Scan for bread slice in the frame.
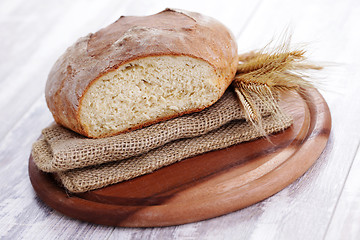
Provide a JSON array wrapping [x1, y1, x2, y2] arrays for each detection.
[[45, 9, 238, 138]]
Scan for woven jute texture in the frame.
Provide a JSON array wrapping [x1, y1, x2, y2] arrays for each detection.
[[31, 89, 292, 193]]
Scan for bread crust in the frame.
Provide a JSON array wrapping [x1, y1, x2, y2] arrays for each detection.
[[45, 8, 238, 138]]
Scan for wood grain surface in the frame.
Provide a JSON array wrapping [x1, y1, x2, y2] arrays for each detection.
[[0, 0, 359, 239], [28, 89, 330, 227]]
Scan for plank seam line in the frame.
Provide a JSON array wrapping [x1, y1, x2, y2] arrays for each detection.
[[104, 227, 116, 240], [322, 139, 360, 240]]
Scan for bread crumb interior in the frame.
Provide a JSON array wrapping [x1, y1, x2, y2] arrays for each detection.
[[80, 55, 220, 138]]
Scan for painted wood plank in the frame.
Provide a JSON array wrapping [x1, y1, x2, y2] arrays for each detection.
[[324, 142, 360, 240], [322, 7, 360, 239]]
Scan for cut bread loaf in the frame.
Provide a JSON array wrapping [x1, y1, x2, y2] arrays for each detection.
[[45, 8, 238, 138]]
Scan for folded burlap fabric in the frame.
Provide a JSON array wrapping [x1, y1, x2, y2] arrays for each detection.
[[32, 89, 292, 193]]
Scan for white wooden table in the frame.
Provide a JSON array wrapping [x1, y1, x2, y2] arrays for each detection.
[[0, 0, 359, 239]]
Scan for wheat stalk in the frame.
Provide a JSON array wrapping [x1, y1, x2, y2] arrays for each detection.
[[233, 43, 322, 135]]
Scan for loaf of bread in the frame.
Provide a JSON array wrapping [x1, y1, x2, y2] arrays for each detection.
[[45, 8, 238, 138]]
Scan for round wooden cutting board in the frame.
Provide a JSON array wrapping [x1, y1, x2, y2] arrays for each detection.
[[29, 88, 331, 227]]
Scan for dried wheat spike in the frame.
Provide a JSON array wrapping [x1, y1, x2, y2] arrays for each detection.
[[233, 44, 322, 135]]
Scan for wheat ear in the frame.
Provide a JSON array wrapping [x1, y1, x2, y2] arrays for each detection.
[[233, 44, 322, 135]]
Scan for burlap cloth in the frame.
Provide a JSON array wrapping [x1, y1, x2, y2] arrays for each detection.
[[32, 90, 292, 193]]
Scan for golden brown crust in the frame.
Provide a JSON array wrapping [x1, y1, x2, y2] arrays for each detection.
[[45, 8, 238, 138]]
